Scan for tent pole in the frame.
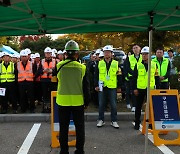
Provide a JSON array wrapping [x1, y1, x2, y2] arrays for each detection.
[[145, 29, 153, 154]]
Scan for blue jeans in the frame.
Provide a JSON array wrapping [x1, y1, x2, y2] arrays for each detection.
[[98, 87, 117, 122]]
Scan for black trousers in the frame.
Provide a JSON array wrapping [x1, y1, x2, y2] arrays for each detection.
[[34, 82, 42, 102], [0, 82, 17, 111], [135, 89, 147, 124], [58, 105, 85, 154], [41, 81, 52, 104], [158, 82, 169, 89], [18, 81, 34, 111]]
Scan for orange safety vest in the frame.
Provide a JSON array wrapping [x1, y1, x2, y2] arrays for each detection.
[[17, 61, 33, 82], [41, 59, 55, 79]]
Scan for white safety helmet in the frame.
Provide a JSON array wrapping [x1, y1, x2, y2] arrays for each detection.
[[0, 52, 3, 58], [51, 52, 56, 58], [65, 40, 79, 51], [95, 49, 101, 54], [57, 50, 63, 55], [51, 49, 57, 54], [103, 45, 113, 52], [11, 54, 18, 58], [30, 54, 36, 59], [99, 51, 104, 58], [20, 50, 28, 56], [2, 52, 11, 57], [63, 50, 66, 54], [141, 46, 149, 53], [34, 53, 40, 58], [25, 48, 31, 55], [44, 47, 52, 53]]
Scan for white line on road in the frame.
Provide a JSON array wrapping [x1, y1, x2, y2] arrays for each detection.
[[17, 123, 41, 154], [132, 122, 174, 154]]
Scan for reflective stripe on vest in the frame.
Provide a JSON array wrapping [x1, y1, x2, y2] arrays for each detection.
[[41, 59, 55, 79], [137, 61, 156, 89], [152, 57, 169, 82], [98, 59, 118, 88], [56, 60, 86, 106], [17, 61, 33, 82], [0, 62, 15, 83]]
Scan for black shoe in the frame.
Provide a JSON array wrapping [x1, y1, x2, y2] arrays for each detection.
[[134, 123, 140, 130]]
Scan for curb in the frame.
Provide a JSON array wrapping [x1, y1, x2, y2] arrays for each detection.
[[0, 112, 145, 122]]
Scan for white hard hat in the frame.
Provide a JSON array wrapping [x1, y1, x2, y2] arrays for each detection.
[[30, 54, 36, 59], [93, 53, 96, 57], [0, 52, 2, 58], [44, 47, 52, 53], [34, 53, 40, 58], [103, 45, 113, 52], [52, 52, 56, 58], [2, 52, 11, 57], [95, 49, 101, 54], [20, 50, 28, 56], [99, 51, 104, 58], [51, 49, 57, 54], [63, 50, 66, 54], [57, 50, 63, 55], [11, 54, 18, 58], [25, 48, 31, 54], [141, 46, 149, 53]]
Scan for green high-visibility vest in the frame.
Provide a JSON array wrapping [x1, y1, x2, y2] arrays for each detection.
[[137, 61, 156, 89], [98, 59, 118, 89], [56, 60, 86, 106], [0, 61, 15, 83], [126, 54, 142, 81], [152, 57, 169, 82]]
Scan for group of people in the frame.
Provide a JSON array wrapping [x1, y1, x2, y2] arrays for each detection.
[[0, 40, 178, 154], [0, 47, 66, 114], [87, 44, 178, 131]]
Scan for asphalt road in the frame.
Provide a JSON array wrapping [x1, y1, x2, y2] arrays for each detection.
[[0, 121, 179, 154]]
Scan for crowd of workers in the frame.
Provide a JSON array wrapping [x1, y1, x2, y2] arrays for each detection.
[[0, 40, 179, 154]]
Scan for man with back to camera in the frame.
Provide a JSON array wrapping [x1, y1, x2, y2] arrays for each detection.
[[56, 40, 90, 154]]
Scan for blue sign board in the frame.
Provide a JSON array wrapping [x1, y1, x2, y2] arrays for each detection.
[[152, 95, 180, 130]]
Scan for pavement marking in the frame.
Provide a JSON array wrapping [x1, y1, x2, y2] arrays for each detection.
[[132, 122, 174, 154], [17, 123, 41, 154]]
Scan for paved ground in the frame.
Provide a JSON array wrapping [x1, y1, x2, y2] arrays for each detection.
[[0, 121, 179, 154]]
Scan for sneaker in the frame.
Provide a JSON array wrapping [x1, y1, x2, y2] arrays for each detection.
[[111, 121, 119, 129], [131, 107, 136, 112], [126, 104, 131, 109], [97, 120, 105, 127]]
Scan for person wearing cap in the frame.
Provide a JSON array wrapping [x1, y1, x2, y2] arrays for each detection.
[[40, 47, 56, 113], [17, 50, 35, 113], [99, 51, 104, 60], [0, 52, 18, 114], [33, 53, 42, 104], [56, 40, 90, 154], [123, 44, 142, 112], [152, 48, 171, 89], [94, 45, 122, 129], [132, 46, 159, 130]]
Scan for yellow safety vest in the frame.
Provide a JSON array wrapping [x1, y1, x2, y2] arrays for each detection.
[[56, 60, 86, 106], [152, 57, 169, 82], [126, 54, 142, 81], [0, 61, 15, 83], [137, 61, 156, 89], [98, 59, 118, 89]]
